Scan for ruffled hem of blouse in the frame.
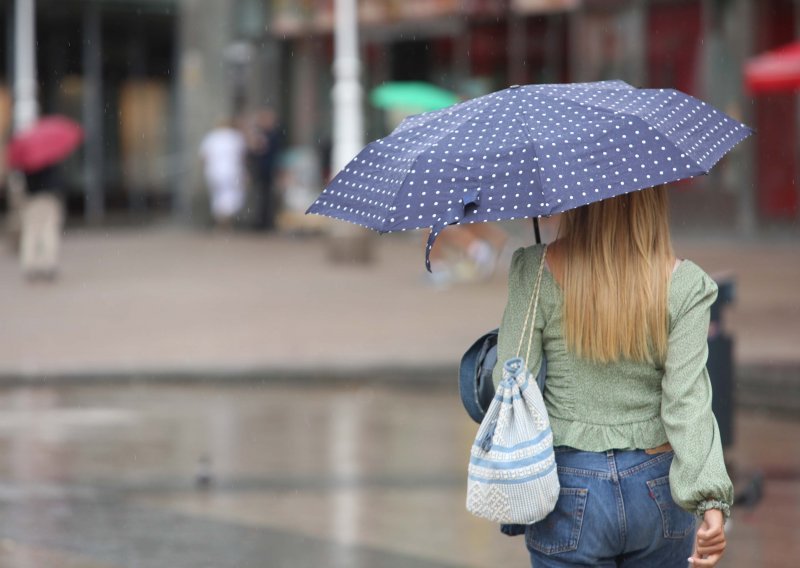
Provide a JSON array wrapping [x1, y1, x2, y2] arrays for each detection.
[[549, 413, 668, 452]]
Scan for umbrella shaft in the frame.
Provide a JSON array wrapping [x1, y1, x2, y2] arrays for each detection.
[[533, 218, 541, 245]]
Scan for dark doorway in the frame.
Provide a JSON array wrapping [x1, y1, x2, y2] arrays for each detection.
[[390, 40, 432, 81]]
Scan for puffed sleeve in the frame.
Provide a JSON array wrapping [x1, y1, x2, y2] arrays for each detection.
[[661, 270, 734, 518], [492, 245, 545, 389]]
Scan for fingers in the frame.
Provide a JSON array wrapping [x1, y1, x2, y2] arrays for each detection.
[[696, 536, 725, 551], [697, 531, 725, 546], [696, 529, 724, 553], [695, 540, 725, 557], [693, 520, 726, 566], [696, 524, 725, 554], [688, 552, 722, 567], [697, 522, 723, 539]]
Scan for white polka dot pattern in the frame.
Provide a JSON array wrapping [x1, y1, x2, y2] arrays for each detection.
[[306, 80, 753, 270]]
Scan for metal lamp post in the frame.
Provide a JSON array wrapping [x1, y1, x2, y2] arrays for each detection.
[[328, 0, 373, 263], [13, 0, 38, 133], [332, 0, 363, 173], [6, 0, 38, 250]]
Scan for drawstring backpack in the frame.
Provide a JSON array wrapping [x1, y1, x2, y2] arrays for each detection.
[[466, 246, 560, 525]]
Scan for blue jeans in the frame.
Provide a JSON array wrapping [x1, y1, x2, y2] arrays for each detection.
[[526, 447, 696, 567]]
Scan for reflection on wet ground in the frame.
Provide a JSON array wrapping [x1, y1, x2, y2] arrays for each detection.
[[0, 382, 796, 567]]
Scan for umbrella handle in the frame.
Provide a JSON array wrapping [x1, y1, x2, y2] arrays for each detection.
[[425, 191, 481, 271], [532, 217, 541, 244]]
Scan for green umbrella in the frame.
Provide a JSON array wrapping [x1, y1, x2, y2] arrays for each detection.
[[369, 81, 459, 112]]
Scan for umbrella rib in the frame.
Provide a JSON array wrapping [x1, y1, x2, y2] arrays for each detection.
[[609, 104, 747, 174], [512, 110, 548, 216], [378, 108, 482, 234], [549, 89, 712, 171], [620, 110, 706, 171]]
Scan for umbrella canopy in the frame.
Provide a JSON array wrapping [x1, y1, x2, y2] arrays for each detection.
[[7, 115, 84, 173], [744, 41, 800, 94], [308, 81, 752, 269], [370, 81, 460, 112]]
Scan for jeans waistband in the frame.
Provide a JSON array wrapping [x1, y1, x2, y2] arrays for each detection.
[[553, 446, 674, 480]]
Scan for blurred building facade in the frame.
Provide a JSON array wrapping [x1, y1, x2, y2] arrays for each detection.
[[271, 0, 798, 232], [0, 0, 179, 219], [0, 0, 797, 231]]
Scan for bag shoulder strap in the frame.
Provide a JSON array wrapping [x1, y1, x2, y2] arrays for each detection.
[[515, 245, 548, 364]]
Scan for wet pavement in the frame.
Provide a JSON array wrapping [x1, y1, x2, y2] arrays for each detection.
[[0, 382, 796, 568]]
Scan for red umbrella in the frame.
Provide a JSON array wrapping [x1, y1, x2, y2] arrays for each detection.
[[6, 115, 84, 173], [744, 41, 800, 94]]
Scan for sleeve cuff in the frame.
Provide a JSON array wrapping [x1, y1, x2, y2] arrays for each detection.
[[696, 499, 731, 521]]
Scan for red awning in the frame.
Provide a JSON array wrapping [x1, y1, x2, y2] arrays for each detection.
[[745, 41, 800, 94]]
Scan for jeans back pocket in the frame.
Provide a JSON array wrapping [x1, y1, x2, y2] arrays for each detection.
[[646, 476, 696, 539], [525, 487, 588, 555]]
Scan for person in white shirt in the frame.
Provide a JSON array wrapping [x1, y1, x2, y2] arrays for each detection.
[[199, 119, 247, 228]]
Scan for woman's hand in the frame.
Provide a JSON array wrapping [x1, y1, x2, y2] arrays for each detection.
[[689, 509, 726, 567]]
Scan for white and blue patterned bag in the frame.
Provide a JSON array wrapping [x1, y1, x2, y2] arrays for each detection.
[[466, 246, 559, 525]]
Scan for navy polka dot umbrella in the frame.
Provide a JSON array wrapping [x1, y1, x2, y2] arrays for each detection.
[[307, 80, 752, 270]]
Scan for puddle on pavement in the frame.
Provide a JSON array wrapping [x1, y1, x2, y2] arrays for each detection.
[[0, 383, 795, 568]]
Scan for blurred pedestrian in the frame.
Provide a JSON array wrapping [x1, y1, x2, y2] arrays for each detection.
[[199, 118, 247, 229], [427, 223, 508, 287], [19, 164, 64, 281], [5, 115, 82, 275], [493, 187, 731, 567], [246, 107, 283, 231]]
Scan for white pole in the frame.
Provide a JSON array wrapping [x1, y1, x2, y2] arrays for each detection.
[[13, 0, 38, 133], [332, 0, 363, 173], [328, 0, 373, 263]]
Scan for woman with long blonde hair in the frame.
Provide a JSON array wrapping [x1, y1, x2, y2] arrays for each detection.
[[493, 186, 731, 567]]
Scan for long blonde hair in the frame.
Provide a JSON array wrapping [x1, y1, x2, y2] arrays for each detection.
[[559, 186, 674, 364]]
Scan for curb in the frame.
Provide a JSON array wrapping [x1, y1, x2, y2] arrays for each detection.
[[0, 364, 459, 388], [0, 363, 797, 415]]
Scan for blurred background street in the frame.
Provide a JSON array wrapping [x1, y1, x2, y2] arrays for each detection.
[[0, 227, 798, 391], [0, 0, 799, 566]]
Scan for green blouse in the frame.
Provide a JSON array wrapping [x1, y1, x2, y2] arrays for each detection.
[[492, 244, 733, 518]]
